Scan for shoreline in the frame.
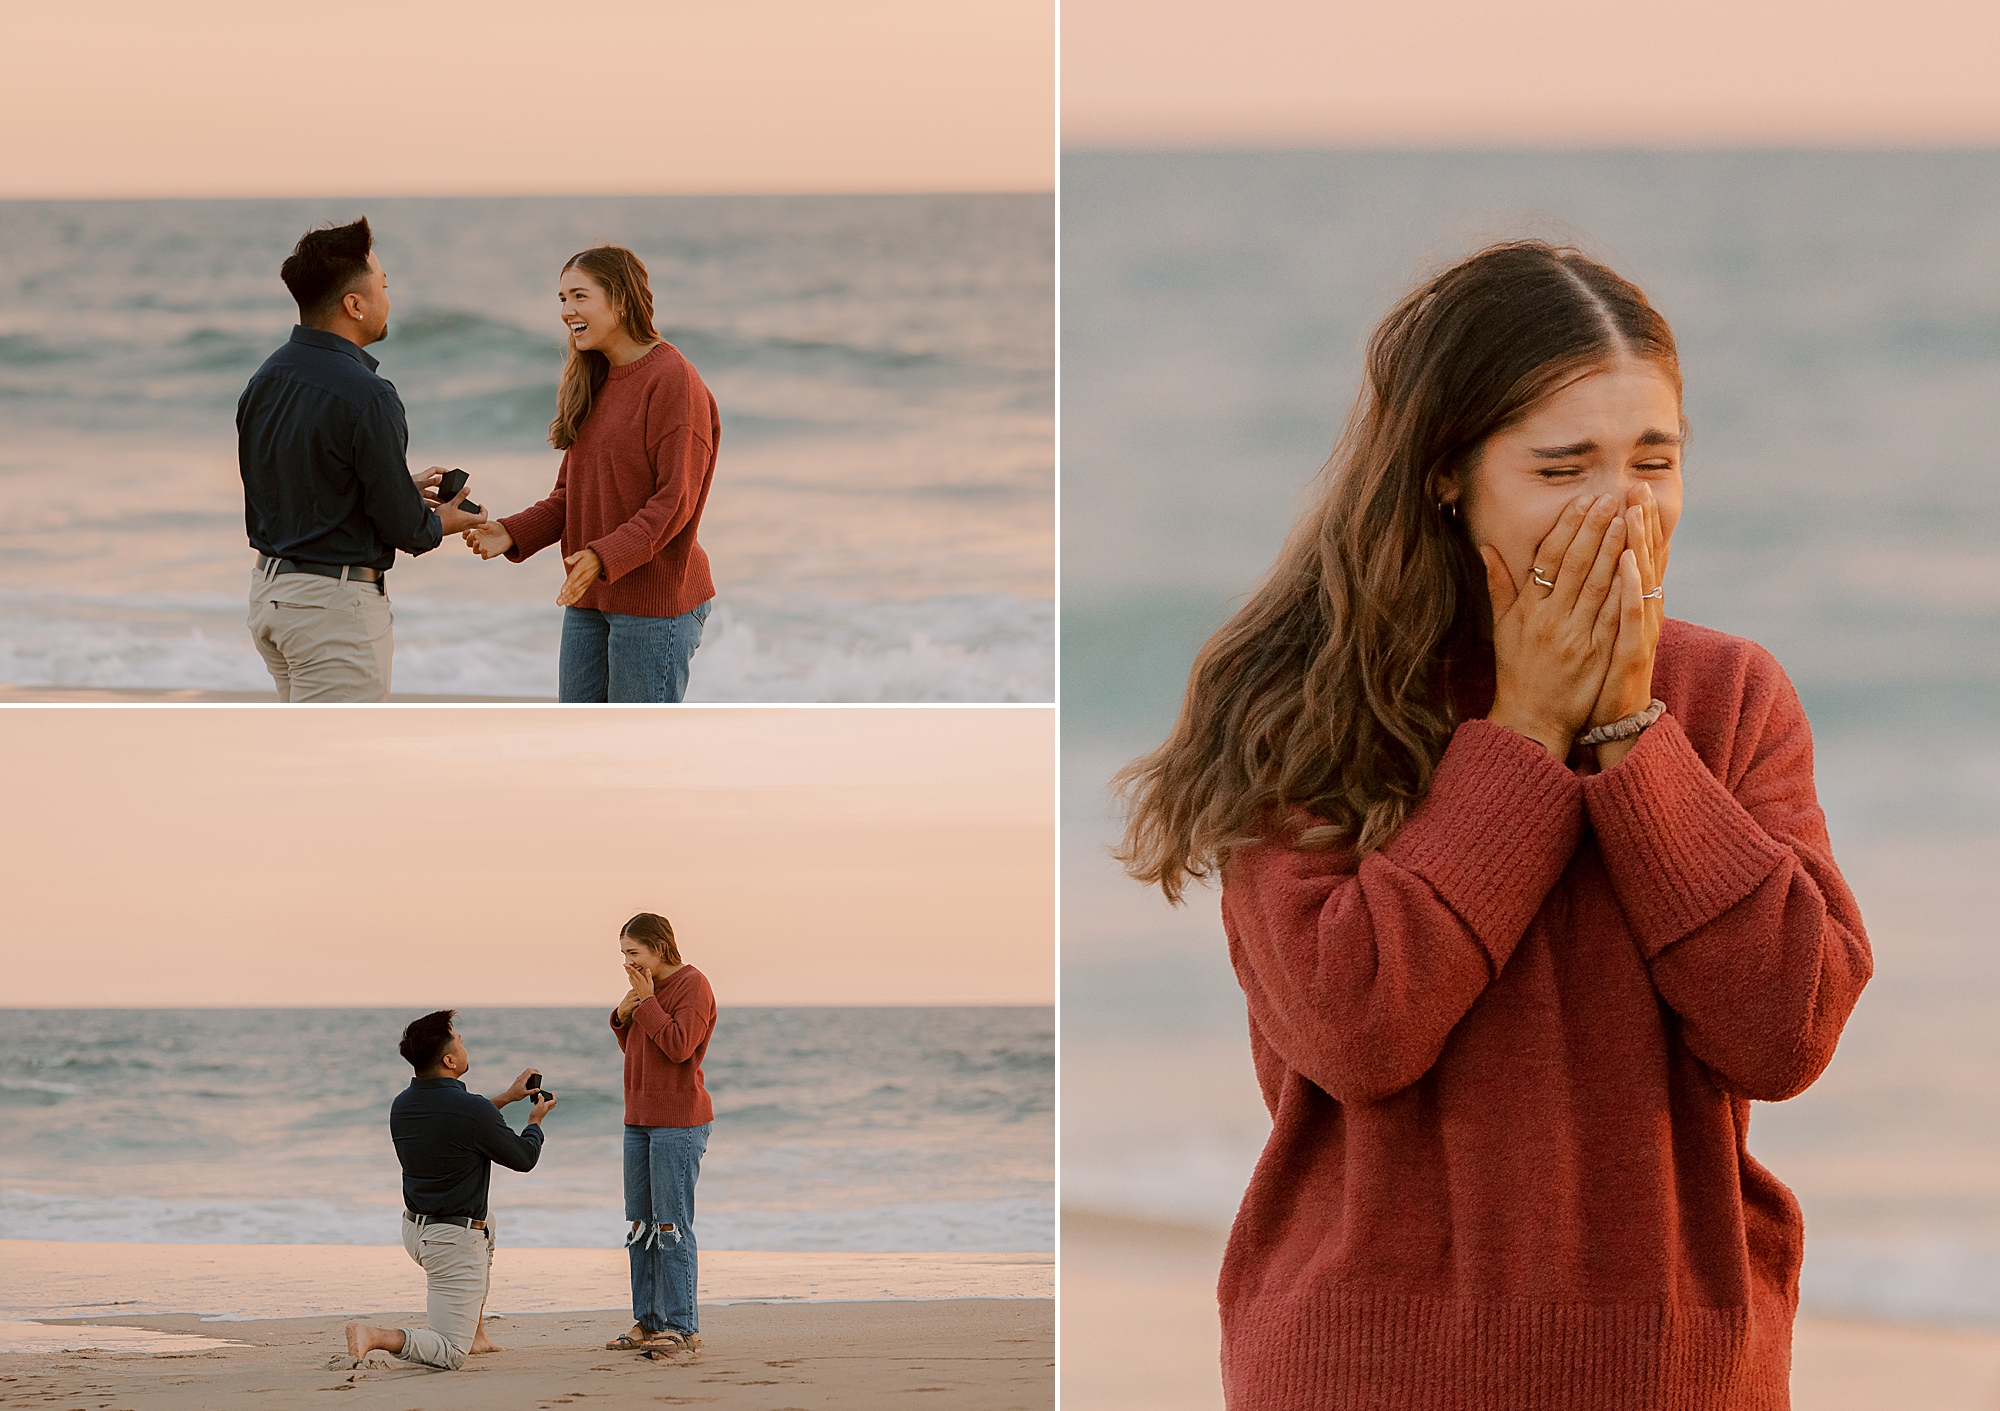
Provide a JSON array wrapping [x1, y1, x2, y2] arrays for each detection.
[[1059, 1209, 2000, 1411], [0, 685, 552, 703], [0, 1241, 1052, 1326], [0, 1300, 1053, 1410]]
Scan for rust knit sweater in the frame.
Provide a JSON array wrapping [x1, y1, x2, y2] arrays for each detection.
[[611, 965, 716, 1128], [1217, 619, 1872, 1411], [501, 342, 718, 618]]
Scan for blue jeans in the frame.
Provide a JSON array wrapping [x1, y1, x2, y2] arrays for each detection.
[[623, 1122, 709, 1336], [559, 600, 711, 703]]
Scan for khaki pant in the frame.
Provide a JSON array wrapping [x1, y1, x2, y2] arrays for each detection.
[[246, 567, 393, 702], [396, 1216, 494, 1371]]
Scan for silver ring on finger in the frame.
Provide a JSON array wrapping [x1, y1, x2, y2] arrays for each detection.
[[1640, 583, 1664, 600], [1530, 568, 1557, 592]]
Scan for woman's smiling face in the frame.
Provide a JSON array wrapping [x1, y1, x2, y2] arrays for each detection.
[[1444, 358, 1684, 593], [558, 266, 618, 353]]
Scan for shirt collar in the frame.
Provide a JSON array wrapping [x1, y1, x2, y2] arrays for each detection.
[[410, 1076, 467, 1091], [289, 324, 380, 373]]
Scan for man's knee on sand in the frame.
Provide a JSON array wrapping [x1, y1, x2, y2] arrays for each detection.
[[394, 1326, 469, 1371]]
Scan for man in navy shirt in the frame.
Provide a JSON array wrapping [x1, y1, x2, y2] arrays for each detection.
[[343, 1010, 554, 1371], [237, 218, 486, 701]]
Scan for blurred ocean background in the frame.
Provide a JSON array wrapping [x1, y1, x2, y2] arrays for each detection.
[[0, 195, 1053, 700], [0, 1006, 1052, 1252], [1061, 152, 2000, 1327]]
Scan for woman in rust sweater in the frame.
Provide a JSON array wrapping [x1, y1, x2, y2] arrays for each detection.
[[606, 912, 717, 1354], [1116, 242, 1871, 1410], [467, 245, 719, 702]]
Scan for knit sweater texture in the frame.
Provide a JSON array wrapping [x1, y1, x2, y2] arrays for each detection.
[[1217, 619, 1872, 1411], [611, 965, 716, 1128], [501, 342, 718, 618]]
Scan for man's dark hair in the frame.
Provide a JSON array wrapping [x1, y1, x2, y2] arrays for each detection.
[[399, 1009, 457, 1073], [281, 217, 374, 324]]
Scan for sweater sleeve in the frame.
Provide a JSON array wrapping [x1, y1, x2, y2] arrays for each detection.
[[610, 1006, 630, 1051], [501, 452, 570, 563], [586, 420, 711, 585], [629, 983, 713, 1064], [1581, 666, 1872, 1102], [1225, 720, 1583, 1105]]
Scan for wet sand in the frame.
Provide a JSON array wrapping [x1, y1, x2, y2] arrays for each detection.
[[1059, 1211, 2000, 1411], [0, 685, 550, 703], [0, 1241, 1053, 1321], [0, 1299, 1053, 1409]]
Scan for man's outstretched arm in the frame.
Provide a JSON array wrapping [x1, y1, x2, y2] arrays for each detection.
[[472, 1094, 552, 1172]]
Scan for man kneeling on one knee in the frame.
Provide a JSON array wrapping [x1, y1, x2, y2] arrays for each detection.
[[346, 1010, 555, 1370]]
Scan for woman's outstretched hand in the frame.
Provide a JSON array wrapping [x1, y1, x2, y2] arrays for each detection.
[[1481, 493, 1630, 759], [1589, 486, 1671, 768], [556, 548, 603, 606], [463, 519, 515, 559]]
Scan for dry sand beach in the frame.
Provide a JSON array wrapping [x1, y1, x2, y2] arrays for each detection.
[[0, 1243, 1053, 1409], [1, 1301, 1051, 1410], [1060, 1212, 2000, 1411]]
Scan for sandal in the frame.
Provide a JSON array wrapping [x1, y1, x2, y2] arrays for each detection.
[[640, 1331, 687, 1351], [604, 1323, 650, 1350], [641, 1332, 700, 1359]]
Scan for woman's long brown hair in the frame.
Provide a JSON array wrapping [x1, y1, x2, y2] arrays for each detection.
[[621, 912, 681, 966], [1115, 241, 1682, 902], [550, 245, 660, 450]]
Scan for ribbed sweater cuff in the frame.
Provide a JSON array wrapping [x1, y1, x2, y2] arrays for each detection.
[[1582, 715, 1791, 960], [587, 525, 647, 584], [630, 994, 667, 1039], [1382, 720, 1583, 971], [501, 502, 564, 562]]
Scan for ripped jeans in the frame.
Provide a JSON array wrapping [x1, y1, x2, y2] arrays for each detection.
[[623, 1122, 710, 1336]]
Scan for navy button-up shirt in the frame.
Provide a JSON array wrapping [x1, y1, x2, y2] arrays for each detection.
[[389, 1077, 545, 1221], [237, 326, 444, 572]]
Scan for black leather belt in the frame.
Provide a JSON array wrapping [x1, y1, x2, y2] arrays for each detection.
[[257, 554, 386, 591], [405, 1210, 489, 1231]]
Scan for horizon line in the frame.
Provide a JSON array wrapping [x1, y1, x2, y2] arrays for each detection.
[[1060, 140, 2000, 156], [0, 186, 1055, 204]]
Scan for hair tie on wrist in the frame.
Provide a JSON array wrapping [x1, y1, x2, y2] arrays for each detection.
[[1579, 699, 1666, 748]]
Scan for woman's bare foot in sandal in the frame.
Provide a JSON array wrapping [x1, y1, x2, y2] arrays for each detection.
[[604, 1322, 650, 1350]]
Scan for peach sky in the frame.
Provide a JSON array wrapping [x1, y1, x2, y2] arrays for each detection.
[[1064, 0, 2000, 147], [0, 707, 1053, 1008], [2, 0, 1053, 198]]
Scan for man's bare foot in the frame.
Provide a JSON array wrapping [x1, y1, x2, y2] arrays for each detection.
[[470, 1334, 502, 1354], [344, 1322, 405, 1360]]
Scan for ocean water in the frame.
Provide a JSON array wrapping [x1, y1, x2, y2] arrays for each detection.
[[0, 1006, 1052, 1253], [0, 195, 1053, 700], [1060, 152, 2000, 1326]]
